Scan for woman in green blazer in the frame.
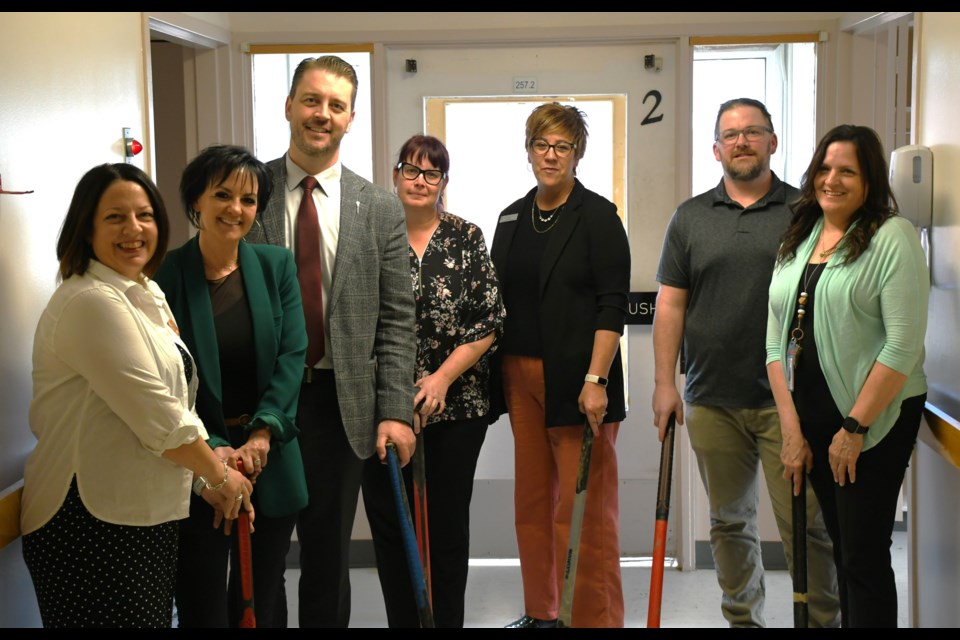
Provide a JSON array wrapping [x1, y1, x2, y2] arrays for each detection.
[[155, 145, 308, 628]]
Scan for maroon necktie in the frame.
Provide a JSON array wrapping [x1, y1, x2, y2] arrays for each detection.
[[296, 176, 324, 366]]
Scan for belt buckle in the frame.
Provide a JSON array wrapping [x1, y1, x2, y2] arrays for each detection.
[[225, 413, 251, 427], [304, 366, 314, 384]]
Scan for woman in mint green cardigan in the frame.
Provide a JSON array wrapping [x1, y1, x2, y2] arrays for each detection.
[[766, 125, 927, 627], [155, 145, 308, 628]]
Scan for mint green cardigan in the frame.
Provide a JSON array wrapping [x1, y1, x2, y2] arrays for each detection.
[[766, 215, 928, 450]]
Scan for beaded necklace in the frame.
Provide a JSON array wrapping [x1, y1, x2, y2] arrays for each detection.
[[786, 232, 839, 391], [531, 199, 565, 234]]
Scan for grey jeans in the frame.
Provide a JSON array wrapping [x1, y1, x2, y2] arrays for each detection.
[[686, 404, 840, 628]]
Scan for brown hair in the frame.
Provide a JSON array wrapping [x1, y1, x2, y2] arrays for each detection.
[[713, 97, 774, 140], [57, 163, 169, 281], [777, 124, 897, 266], [524, 102, 588, 161], [288, 55, 359, 109]]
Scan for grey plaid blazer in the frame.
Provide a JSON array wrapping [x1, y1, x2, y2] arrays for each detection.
[[246, 156, 416, 459]]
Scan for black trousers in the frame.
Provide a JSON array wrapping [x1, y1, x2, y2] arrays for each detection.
[[175, 490, 296, 628], [804, 393, 925, 628], [295, 369, 366, 628], [362, 416, 488, 628]]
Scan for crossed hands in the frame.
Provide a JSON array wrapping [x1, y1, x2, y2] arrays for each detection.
[[203, 435, 270, 535]]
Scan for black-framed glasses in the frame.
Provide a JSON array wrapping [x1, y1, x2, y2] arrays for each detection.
[[529, 138, 577, 158], [397, 162, 445, 185], [716, 126, 774, 145]]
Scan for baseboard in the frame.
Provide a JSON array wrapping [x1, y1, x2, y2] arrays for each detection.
[[286, 539, 377, 569], [695, 512, 909, 569], [894, 508, 908, 532]]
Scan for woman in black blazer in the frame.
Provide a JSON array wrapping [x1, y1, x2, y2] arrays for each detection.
[[489, 103, 631, 628]]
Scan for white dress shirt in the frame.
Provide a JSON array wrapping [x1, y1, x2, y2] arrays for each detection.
[[283, 155, 341, 369], [21, 260, 206, 533]]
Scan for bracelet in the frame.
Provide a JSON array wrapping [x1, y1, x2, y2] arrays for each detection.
[[199, 459, 230, 492]]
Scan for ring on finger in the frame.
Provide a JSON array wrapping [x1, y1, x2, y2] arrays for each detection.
[[253, 458, 262, 467], [235, 494, 243, 502]]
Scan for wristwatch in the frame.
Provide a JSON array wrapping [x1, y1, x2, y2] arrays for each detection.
[[584, 374, 608, 387], [842, 416, 869, 435]]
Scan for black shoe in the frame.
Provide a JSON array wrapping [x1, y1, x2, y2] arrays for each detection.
[[505, 615, 559, 628]]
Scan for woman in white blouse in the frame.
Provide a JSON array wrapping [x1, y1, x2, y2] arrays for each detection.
[[20, 163, 253, 628]]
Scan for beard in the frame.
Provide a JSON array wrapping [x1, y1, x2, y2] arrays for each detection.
[[722, 151, 765, 181]]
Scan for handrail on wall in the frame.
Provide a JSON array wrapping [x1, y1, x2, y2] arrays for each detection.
[[0, 479, 24, 550], [922, 402, 960, 470]]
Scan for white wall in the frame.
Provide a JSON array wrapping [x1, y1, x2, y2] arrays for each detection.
[[910, 11, 960, 628], [0, 11, 151, 627]]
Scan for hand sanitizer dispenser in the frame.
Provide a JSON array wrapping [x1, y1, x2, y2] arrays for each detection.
[[889, 144, 933, 279], [889, 145, 933, 228]]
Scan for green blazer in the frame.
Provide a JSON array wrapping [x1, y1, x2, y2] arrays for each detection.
[[155, 235, 308, 517]]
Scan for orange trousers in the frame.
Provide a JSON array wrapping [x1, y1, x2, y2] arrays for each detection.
[[502, 355, 624, 628]]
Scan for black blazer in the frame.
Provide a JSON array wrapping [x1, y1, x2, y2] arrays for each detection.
[[489, 179, 630, 427]]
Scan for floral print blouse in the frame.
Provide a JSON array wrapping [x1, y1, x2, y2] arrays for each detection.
[[410, 211, 506, 425]]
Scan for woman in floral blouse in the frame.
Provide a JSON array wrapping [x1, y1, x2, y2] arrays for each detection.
[[361, 134, 505, 628]]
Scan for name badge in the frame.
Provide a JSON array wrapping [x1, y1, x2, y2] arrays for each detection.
[[499, 213, 518, 223]]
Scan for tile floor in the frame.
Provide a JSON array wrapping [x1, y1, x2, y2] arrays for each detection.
[[281, 530, 909, 628]]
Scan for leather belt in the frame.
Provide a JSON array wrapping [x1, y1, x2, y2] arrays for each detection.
[[224, 414, 252, 427]]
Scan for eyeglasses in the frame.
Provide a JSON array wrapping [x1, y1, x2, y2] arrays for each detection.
[[716, 126, 774, 145], [397, 162, 445, 185], [529, 138, 577, 158]]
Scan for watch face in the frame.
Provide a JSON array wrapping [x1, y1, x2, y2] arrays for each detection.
[[585, 374, 607, 387], [843, 417, 867, 434]]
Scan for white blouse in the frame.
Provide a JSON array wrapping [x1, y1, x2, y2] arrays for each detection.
[[21, 260, 207, 533]]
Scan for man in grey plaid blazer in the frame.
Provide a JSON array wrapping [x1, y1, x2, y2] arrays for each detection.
[[245, 55, 416, 628]]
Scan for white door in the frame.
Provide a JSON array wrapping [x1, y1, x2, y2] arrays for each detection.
[[383, 41, 679, 559]]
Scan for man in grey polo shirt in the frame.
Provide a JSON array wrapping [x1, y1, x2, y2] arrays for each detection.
[[651, 98, 840, 627]]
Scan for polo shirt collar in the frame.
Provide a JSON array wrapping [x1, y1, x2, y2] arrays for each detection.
[[711, 172, 788, 210]]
